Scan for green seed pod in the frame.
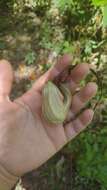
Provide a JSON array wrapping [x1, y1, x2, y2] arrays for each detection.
[[42, 81, 72, 124]]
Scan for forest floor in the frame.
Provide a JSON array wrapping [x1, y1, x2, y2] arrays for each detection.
[[0, 4, 107, 190]]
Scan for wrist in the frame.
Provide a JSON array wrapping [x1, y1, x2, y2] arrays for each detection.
[[0, 163, 19, 190]]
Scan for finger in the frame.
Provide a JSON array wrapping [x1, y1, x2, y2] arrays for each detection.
[[67, 63, 89, 93], [32, 54, 72, 92], [66, 82, 97, 122], [71, 82, 97, 113], [0, 60, 13, 101], [65, 109, 94, 141]]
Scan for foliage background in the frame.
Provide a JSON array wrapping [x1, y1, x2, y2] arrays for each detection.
[[0, 0, 107, 189]]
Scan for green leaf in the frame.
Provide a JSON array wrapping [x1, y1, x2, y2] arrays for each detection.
[[0, 41, 6, 50], [25, 51, 36, 65], [53, 0, 73, 10], [97, 165, 107, 188], [102, 5, 107, 27], [92, 0, 107, 6]]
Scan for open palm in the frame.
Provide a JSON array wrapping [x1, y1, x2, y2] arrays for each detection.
[[0, 55, 97, 178]]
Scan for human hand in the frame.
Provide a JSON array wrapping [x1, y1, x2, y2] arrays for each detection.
[[0, 55, 97, 189]]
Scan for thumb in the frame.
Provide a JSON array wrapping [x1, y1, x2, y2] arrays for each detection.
[[0, 60, 14, 101]]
